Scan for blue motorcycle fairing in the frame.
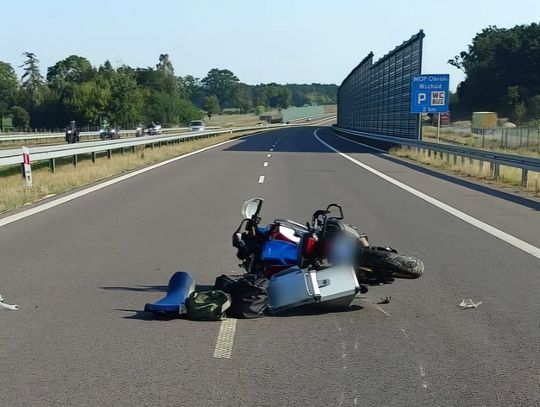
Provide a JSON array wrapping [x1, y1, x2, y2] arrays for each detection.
[[261, 240, 299, 265]]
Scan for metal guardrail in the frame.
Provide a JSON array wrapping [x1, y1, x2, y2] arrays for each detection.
[[333, 126, 540, 187], [0, 126, 223, 142], [0, 117, 334, 172], [0, 127, 253, 168]]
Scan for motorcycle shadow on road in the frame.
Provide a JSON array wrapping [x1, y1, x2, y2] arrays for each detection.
[[100, 285, 168, 292], [269, 303, 364, 318]]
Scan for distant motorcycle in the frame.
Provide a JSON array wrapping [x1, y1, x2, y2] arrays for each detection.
[[99, 127, 120, 140], [135, 126, 145, 137], [65, 122, 79, 144]]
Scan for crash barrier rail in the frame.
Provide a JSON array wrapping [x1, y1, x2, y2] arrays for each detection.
[[333, 126, 540, 187], [0, 126, 221, 142], [0, 117, 334, 174]]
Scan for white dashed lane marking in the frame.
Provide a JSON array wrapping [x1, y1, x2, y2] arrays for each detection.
[[213, 319, 237, 359], [258, 176, 265, 184], [263, 162, 268, 167]]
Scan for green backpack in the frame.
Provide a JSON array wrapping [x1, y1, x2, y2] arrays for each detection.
[[187, 290, 232, 321]]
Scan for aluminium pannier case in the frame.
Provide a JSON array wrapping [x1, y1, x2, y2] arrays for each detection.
[[267, 265, 360, 313]]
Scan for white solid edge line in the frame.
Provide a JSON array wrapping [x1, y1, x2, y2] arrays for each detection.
[[258, 175, 265, 184], [314, 129, 540, 260], [0, 138, 238, 228]]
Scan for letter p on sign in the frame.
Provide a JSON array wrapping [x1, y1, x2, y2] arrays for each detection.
[[417, 93, 427, 104]]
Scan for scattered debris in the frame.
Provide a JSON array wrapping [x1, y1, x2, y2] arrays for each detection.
[[0, 294, 20, 311], [459, 299, 482, 309], [378, 296, 391, 304]]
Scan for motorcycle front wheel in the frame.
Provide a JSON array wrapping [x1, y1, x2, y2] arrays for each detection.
[[357, 248, 424, 279]]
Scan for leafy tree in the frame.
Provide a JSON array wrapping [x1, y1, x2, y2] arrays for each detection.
[[64, 81, 111, 125], [19, 52, 45, 126], [0, 61, 18, 118], [108, 72, 143, 127], [10, 106, 30, 129], [234, 84, 253, 112], [204, 95, 221, 118], [201, 68, 240, 108], [526, 94, 540, 120], [179, 75, 200, 101], [156, 53, 174, 75], [144, 91, 202, 126], [47, 55, 95, 85], [449, 23, 540, 119]]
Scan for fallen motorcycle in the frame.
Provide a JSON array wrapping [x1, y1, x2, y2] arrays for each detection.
[[232, 198, 424, 285]]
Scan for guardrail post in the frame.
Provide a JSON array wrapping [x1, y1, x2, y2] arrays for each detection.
[[107, 150, 112, 159], [491, 163, 500, 180], [521, 169, 528, 187], [49, 158, 56, 173], [427, 149, 431, 157], [72, 155, 77, 167], [121, 148, 125, 155], [91, 152, 96, 163], [453, 154, 457, 166], [132, 146, 136, 154]]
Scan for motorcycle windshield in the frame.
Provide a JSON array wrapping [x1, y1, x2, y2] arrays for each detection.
[[261, 240, 298, 265]]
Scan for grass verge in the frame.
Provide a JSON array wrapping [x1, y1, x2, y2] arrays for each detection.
[[391, 146, 540, 197], [0, 132, 250, 214], [422, 126, 540, 157]]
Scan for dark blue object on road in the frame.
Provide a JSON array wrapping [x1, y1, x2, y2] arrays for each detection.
[[144, 271, 195, 314]]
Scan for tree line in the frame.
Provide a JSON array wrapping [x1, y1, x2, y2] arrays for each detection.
[[0, 53, 337, 131], [449, 22, 540, 124]]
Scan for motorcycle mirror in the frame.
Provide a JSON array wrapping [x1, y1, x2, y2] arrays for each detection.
[[241, 198, 263, 219], [326, 204, 344, 220]]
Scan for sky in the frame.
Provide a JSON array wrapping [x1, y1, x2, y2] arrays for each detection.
[[2, 0, 539, 91]]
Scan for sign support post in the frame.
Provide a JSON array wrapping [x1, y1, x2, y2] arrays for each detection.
[[437, 113, 441, 143]]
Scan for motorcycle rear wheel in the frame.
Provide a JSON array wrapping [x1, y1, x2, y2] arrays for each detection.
[[357, 248, 424, 279]]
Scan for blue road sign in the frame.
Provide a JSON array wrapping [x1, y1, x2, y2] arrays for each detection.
[[410, 74, 450, 113]]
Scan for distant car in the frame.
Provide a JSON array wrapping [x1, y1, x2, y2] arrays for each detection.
[[190, 120, 205, 131], [147, 123, 162, 135], [99, 127, 120, 140]]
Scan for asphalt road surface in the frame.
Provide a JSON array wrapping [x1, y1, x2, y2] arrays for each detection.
[[1, 126, 538, 407]]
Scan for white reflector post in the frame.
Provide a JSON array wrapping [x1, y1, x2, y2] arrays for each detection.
[[22, 146, 32, 187]]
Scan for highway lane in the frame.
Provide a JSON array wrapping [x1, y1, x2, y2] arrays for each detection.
[[1, 126, 538, 406]]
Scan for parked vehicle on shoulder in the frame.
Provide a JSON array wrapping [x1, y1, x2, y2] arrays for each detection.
[[190, 120, 205, 131]]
